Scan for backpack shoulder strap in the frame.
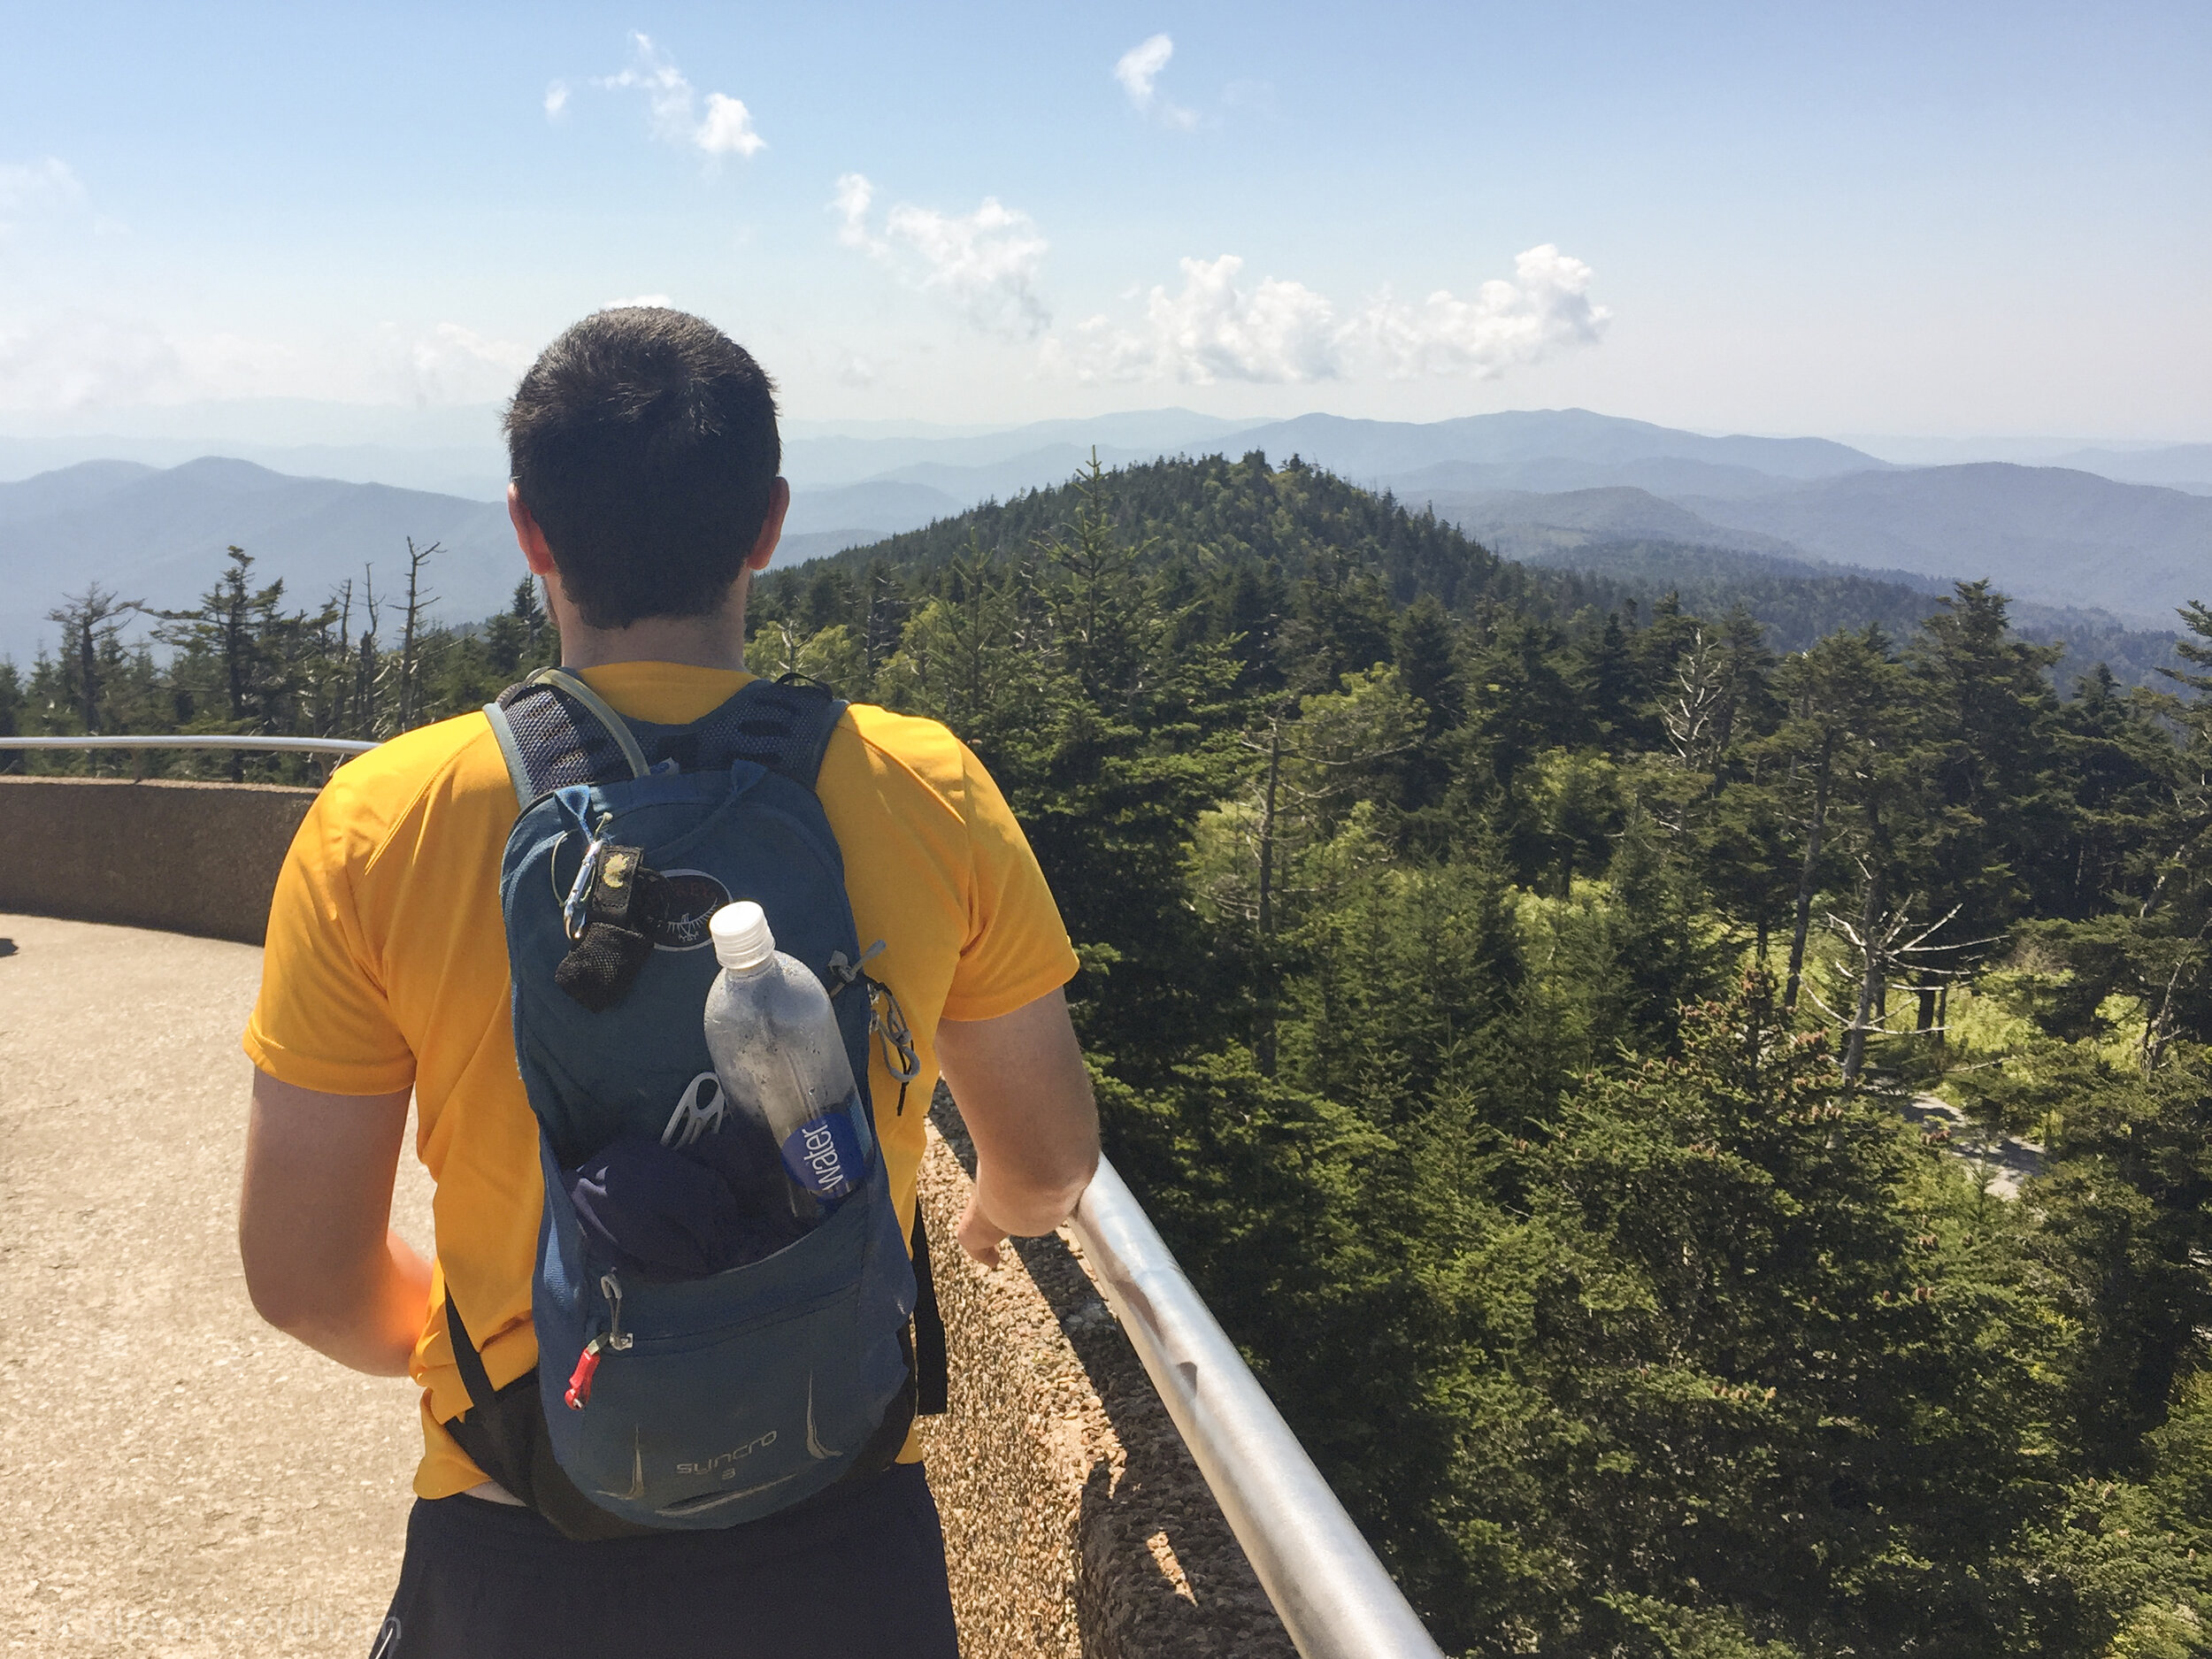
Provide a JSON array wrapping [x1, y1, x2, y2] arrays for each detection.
[[484, 667, 650, 808], [677, 677, 849, 790]]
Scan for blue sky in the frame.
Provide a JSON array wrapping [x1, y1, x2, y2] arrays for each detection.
[[2, 1, 2207, 437]]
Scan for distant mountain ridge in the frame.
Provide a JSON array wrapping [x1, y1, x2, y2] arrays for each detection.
[[1672, 464, 2212, 625], [1227, 408, 1890, 481], [4, 403, 2206, 663], [1379, 456, 1815, 500], [0, 457, 514, 663], [1387, 465, 2210, 631], [1412, 485, 1809, 562], [2043, 444, 2212, 493]]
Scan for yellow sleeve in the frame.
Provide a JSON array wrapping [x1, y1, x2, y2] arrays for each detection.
[[242, 780, 419, 1096], [941, 739, 1080, 1022]]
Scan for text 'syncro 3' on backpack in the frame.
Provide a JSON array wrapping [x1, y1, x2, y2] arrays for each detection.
[[445, 668, 926, 1538]]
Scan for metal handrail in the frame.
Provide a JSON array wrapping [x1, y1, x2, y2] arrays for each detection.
[[1071, 1156, 1447, 1659], [6, 730, 1442, 1655], [0, 734, 379, 756]]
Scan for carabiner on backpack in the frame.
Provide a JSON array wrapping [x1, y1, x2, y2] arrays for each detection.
[[552, 787, 616, 943], [827, 942, 921, 1112]]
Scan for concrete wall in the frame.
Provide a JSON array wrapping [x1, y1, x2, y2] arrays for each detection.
[[0, 776, 316, 946], [0, 773, 1292, 1659]]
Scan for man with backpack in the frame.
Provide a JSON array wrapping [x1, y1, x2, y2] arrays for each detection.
[[237, 307, 1100, 1657]]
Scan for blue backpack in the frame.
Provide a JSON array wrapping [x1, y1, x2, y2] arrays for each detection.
[[440, 668, 944, 1540]]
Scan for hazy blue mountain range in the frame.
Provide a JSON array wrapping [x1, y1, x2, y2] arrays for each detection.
[[2045, 444, 2212, 493], [4, 403, 2206, 662], [1394, 464, 2210, 629], [779, 479, 968, 566], [1382, 456, 1819, 502], [0, 398, 513, 502], [1671, 465, 2212, 625], [0, 434, 511, 503], [780, 409, 1893, 498], [1842, 433, 2212, 490], [1231, 408, 1889, 481], [780, 409, 1267, 487], [1413, 486, 1811, 561], [0, 457, 514, 663]]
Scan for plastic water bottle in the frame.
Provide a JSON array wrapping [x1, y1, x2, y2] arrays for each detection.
[[703, 902, 875, 1223]]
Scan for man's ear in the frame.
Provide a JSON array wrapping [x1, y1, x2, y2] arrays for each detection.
[[746, 478, 791, 573], [508, 483, 557, 577]]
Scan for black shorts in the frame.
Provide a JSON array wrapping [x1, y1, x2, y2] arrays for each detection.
[[371, 1462, 960, 1659]]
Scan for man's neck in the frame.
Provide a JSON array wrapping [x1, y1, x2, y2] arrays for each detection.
[[553, 584, 750, 674]]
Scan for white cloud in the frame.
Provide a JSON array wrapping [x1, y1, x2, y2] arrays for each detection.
[[0, 157, 90, 238], [1115, 35, 1173, 104], [0, 306, 329, 410], [0, 309, 533, 412], [695, 92, 764, 157], [1113, 34, 1197, 129], [832, 173, 874, 249], [1067, 255, 1339, 383], [0, 157, 82, 212], [833, 173, 1050, 340], [382, 322, 532, 406], [1349, 244, 1612, 379], [886, 201, 1049, 338], [600, 34, 695, 141], [0, 311, 181, 408], [1058, 245, 1610, 385], [603, 294, 674, 309], [596, 34, 765, 160], [544, 81, 570, 120]]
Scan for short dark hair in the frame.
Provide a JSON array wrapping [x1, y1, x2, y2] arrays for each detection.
[[504, 308, 780, 630]]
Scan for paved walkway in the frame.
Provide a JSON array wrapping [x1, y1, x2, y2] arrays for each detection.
[[1903, 1093, 2046, 1200], [1, 914, 436, 1655]]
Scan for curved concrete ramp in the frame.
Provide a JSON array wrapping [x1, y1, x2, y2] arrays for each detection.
[[0, 912, 1290, 1657], [0, 913, 434, 1652]]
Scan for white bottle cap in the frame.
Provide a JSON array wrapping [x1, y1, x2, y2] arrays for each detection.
[[709, 901, 776, 971]]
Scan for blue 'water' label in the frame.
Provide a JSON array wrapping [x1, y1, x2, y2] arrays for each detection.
[[780, 1109, 864, 1206]]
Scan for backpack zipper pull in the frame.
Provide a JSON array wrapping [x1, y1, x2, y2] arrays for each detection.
[[565, 1273, 633, 1412], [564, 1336, 605, 1410], [601, 1271, 633, 1351]]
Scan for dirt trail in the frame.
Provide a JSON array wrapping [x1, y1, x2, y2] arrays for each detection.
[[0, 914, 436, 1655]]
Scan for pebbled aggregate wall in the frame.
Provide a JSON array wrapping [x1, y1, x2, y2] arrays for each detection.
[[919, 1092, 1294, 1659]]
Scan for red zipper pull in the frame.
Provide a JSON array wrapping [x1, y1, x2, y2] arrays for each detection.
[[565, 1337, 605, 1409]]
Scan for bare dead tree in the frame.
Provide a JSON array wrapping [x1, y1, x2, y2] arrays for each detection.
[[1781, 727, 1839, 1018], [1662, 627, 1728, 777], [396, 539, 440, 732], [326, 578, 355, 739], [1810, 883, 1997, 1085], [2141, 914, 2212, 1074], [354, 565, 384, 739]]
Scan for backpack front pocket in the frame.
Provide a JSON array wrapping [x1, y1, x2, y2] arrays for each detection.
[[535, 1153, 916, 1529]]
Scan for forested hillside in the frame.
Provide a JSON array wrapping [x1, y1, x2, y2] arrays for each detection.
[[8, 452, 2211, 1655], [1500, 539, 2182, 687]]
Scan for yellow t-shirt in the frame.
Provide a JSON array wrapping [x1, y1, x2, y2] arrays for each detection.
[[243, 662, 1078, 1499]]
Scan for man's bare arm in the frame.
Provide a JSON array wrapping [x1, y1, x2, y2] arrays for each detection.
[[238, 1070, 432, 1376], [934, 986, 1101, 1266]]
